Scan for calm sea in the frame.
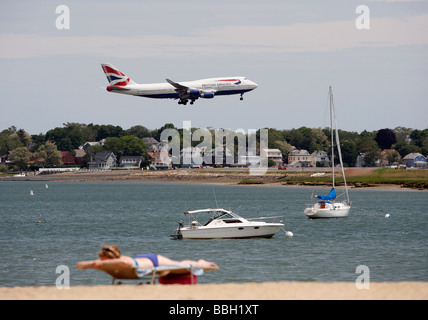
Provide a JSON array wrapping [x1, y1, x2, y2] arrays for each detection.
[[0, 181, 427, 287]]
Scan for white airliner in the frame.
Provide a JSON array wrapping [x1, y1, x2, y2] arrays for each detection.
[[101, 63, 257, 105]]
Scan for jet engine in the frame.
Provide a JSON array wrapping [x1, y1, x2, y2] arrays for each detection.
[[187, 89, 201, 97], [200, 91, 215, 99]]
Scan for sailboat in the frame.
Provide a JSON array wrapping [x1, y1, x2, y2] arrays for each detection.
[[304, 86, 351, 219]]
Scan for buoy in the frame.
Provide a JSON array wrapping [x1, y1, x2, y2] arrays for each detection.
[[285, 231, 294, 238], [30, 190, 34, 196], [45, 184, 48, 189], [36, 220, 41, 223], [385, 214, 391, 218]]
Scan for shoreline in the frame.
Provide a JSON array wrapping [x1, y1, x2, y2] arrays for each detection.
[[0, 168, 425, 190], [1, 281, 427, 300]]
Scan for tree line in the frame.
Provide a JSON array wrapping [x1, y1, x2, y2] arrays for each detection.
[[1, 123, 427, 170]]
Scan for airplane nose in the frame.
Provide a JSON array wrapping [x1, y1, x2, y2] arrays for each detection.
[[251, 81, 258, 89]]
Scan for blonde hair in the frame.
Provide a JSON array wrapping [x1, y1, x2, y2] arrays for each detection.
[[98, 244, 121, 259]]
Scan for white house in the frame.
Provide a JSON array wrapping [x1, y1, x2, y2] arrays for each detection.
[[119, 155, 143, 168]]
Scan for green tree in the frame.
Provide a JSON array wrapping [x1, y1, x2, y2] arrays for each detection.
[[35, 142, 62, 167], [124, 125, 151, 139], [394, 140, 420, 158], [9, 147, 32, 171], [103, 135, 147, 159], [340, 140, 358, 167], [0, 127, 30, 154], [360, 140, 381, 166], [95, 124, 124, 140], [309, 128, 329, 152]]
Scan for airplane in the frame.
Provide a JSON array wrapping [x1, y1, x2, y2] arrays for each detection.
[[101, 63, 258, 105]]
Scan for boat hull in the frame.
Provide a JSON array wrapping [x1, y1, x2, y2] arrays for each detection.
[[179, 224, 284, 239], [304, 202, 350, 219]]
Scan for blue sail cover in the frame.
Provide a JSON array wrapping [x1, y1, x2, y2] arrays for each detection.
[[317, 188, 336, 201]]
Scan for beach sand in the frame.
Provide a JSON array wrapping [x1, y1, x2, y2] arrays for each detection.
[[1, 281, 427, 300]]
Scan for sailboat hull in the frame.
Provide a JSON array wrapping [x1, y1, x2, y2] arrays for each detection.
[[304, 201, 350, 219]]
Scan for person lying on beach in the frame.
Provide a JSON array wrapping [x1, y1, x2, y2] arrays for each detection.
[[76, 244, 219, 279]]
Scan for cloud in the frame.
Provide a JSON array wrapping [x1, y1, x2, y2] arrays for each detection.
[[1, 14, 428, 59]]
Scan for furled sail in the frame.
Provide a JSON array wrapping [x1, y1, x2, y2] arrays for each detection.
[[316, 188, 336, 201]]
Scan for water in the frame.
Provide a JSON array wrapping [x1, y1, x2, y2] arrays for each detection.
[[0, 181, 427, 287]]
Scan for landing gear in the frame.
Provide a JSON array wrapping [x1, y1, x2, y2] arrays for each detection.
[[178, 98, 196, 105], [240, 93, 244, 101]]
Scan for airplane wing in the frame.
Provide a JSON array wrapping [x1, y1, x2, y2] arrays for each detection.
[[166, 79, 197, 104], [165, 78, 215, 105], [166, 79, 188, 92]]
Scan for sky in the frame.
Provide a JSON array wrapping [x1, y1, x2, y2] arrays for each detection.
[[0, 0, 427, 135]]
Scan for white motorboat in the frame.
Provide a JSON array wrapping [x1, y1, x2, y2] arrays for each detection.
[[172, 208, 285, 239], [304, 87, 351, 219]]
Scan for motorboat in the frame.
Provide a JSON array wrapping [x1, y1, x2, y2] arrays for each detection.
[[304, 86, 351, 219], [171, 208, 285, 239]]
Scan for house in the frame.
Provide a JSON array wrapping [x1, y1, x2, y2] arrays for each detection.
[[0, 154, 8, 166], [60, 151, 76, 166], [263, 149, 283, 167], [380, 149, 401, 167], [80, 139, 105, 150], [203, 146, 234, 166], [403, 153, 427, 168], [88, 152, 117, 170], [73, 149, 86, 166], [147, 150, 172, 170], [142, 137, 159, 152], [288, 149, 313, 167], [311, 150, 330, 167], [356, 153, 366, 167], [181, 147, 203, 168], [238, 150, 260, 167], [119, 155, 143, 168]]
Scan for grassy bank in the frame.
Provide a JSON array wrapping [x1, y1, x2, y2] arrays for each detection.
[[278, 168, 428, 190]]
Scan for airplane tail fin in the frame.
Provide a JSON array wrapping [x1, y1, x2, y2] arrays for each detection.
[[100, 63, 136, 87]]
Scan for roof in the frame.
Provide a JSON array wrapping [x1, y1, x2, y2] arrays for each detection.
[[93, 151, 116, 161], [74, 149, 86, 158], [290, 149, 310, 156], [143, 137, 159, 145], [403, 153, 425, 160]]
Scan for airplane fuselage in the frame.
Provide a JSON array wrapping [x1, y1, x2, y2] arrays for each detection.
[[107, 77, 257, 99]]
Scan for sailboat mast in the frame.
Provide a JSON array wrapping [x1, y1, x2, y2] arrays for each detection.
[[330, 86, 335, 188], [330, 86, 350, 204]]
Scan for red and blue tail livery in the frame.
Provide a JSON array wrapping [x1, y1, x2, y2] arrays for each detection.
[[101, 63, 257, 105]]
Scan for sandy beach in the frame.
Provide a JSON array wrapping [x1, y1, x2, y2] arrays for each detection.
[[1, 281, 427, 300]]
